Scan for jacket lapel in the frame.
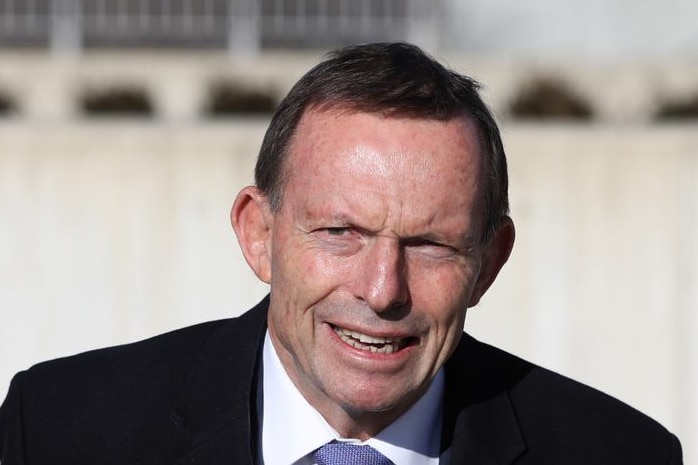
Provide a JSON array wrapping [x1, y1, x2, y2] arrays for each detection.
[[443, 334, 530, 465], [171, 297, 270, 465]]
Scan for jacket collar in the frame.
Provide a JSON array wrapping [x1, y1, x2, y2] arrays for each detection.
[[442, 334, 530, 465], [171, 296, 269, 465]]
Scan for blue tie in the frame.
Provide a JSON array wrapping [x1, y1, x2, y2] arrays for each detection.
[[312, 441, 393, 465]]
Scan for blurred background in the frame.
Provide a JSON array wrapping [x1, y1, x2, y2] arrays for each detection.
[[0, 0, 696, 461]]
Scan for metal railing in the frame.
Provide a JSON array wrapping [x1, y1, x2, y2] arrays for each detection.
[[0, 0, 440, 54]]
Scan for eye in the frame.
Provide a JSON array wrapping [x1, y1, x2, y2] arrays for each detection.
[[405, 239, 460, 259], [313, 227, 363, 254], [424, 241, 457, 253], [324, 227, 350, 236], [314, 227, 358, 243]]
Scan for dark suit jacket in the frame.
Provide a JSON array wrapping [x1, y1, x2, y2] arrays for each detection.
[[0, 297, 683, 464]]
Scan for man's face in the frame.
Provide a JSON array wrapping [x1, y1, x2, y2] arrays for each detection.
[[234, 108, 512, 437]]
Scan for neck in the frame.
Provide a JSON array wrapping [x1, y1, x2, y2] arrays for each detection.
[[317, 403, 406, 441]]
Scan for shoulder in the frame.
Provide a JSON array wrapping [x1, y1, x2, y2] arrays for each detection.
[[15, 297, 269, 398], [0, 299, 269, 463], [19, 318, 229, 397], [446, 334, 682, 464], [2, 319, 230, 440]]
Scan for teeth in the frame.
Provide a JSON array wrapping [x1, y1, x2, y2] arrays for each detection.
[[333, 326, 403, 354], [348, 329, 395, 344]]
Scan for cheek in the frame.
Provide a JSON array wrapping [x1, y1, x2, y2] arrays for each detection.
[[408, 263, 474, 333], [271, 235, 355, 315], [409, 259, 476, 303], [292, 243, 357, 289]]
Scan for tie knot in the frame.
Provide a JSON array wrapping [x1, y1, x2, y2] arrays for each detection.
[[312, 442, 393, 465]]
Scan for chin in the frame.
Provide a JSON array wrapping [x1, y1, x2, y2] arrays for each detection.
[[334, 384, 415, 416]]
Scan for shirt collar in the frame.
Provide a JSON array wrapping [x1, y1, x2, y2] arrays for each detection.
[[261, 331, 444, 465]]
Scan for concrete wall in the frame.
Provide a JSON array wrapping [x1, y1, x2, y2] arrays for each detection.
[[0, 121, 696, 461], [2, 51, 698, 124]]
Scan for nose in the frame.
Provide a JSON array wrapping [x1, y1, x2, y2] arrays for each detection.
[[356, 238, 409, 313]]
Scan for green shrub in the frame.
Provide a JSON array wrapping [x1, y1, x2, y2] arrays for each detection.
[[509, 77, 593, 121], [204, 81, 277, 117], [654, 94, 698, 121], [0, 90, 17, 116], [81, 86, 153, 117]]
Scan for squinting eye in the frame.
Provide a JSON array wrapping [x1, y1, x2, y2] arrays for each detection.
[[315, 227, 362, 253], [407, 240, 459, 259], [425, 241, 453, 252], [324, 227, 349, 236]]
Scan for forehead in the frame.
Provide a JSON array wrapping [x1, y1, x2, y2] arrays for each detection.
[[286, 108, 483, 184]]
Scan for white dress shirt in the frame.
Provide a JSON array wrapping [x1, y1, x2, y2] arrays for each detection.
[[260, 332, 448, 465]]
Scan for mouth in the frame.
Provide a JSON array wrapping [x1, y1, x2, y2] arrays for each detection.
[[332, 325, 416, 354]]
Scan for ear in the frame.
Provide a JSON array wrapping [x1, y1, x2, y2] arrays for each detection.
[[468, 216, 515, 307], [231, 186, 274, 284]]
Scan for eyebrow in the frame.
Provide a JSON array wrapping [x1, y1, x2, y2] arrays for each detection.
[[305, 206, 480, 250]]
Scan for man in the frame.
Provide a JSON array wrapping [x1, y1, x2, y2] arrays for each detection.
[[0, 42, 682, 464]]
